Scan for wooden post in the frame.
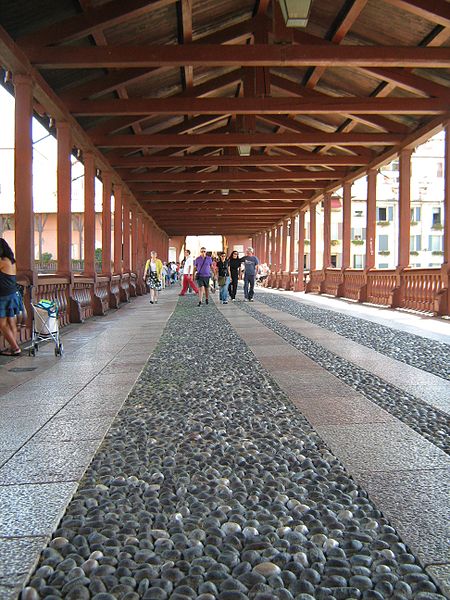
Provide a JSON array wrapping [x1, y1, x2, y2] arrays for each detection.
[[113, 184, 123, 274], [398, 149, 413, 268], [56, 122, 72, 276], [13, 74, 34, 279], [323, 193, 331, 269], [101, 172, 112, 274], [310, 204, 317, 272], [122, 195, 131, 272], [439, 123, 450, 315], [83, 152, 96, 277], [366, 169, 377, 270], [297, 211, 305, 291], [342, 182, 352, 269], [131, 207, 138, 273], [289, 216, 296, 273]]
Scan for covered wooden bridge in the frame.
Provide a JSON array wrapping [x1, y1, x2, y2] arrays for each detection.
[[0, 0, 449, 342]]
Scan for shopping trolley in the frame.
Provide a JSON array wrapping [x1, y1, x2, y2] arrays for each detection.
[[28, 299, 64, 357]]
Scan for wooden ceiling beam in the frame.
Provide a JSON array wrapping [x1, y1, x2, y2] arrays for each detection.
[[91, 132, 403, 147], [17, 0, 177, 47], [129, 181, 324, 191], [270, 74, 411, 134], [360, 67, 450, 98], [114, 155, 367, 167], [118, 169, 347, 181], [382, 0, 450, 28], [26, 45, 450, 69], [138, 192, 305, 202], [147, 201, 306, 209], [69, 96, 448, 116]]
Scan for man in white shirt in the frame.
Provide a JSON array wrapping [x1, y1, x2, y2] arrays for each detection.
[[179, 249, 199, 296]]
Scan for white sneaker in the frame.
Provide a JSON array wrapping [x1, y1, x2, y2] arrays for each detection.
[[223, 301, 228, 304], [244, 298, 248, 302]]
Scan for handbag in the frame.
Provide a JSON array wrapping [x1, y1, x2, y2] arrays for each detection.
[[218, 276, 227, 287]]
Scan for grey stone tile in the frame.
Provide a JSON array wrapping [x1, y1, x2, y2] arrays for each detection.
[[0, 440, 100, 485], [357, 468, 450, 565], [272, 371, 353, 398], [426, 564, 450, 598], [32, 417, 112, 443], [0, 482, 77, 536], [0, 536, 48, 577], [0, 418, 48, 453], [0, 579, 26, 600], [315, 422, 450, 473], [290, 395, 396, 426], [0, 454, 14, 468], [249, 345, 303, 358]]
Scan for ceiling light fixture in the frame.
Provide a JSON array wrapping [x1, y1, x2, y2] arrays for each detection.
[[238, 144, 251, 157], [279, 0, 312, 27]]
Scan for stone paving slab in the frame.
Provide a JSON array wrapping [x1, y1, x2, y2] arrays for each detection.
[[315, 422, 450, 473], [357, 468, 450, 565], [0, 482, 77, 537], [0, 537, 48, 579], [428, 566, 450, 599]]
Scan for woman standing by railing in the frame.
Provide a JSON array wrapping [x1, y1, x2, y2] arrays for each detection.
[[0, 239, 22, 356]]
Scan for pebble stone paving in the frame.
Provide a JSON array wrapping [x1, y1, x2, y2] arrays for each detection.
[[21, 297, 446, 600], [253, 293, 450, 381], [239, 303, 450, 455]]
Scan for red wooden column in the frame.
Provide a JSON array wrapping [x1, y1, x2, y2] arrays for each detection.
[[83, 152, 96, 277], [282, 219, 289, 272], [323, 193, 332, 269], [310, 204, 317, 272], [398, 150, 412, 268], [113, 184, 123, 274], [296, 211, 305, 291], [342, 182, 352, 269], [366, 169, 377, 270], [263, 230, 268, 264], [122, 195, 131, 272], [131, 206, 138, 274], [13, 74, 34, 279], [271, 227, 277, 271], [289, 216, 296, 272], [56, 122, 72, 276], [441, 123, 450, 316], [101, 172, 112, 274]]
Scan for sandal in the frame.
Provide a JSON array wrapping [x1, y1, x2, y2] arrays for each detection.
[[0, 349, 21, 357]]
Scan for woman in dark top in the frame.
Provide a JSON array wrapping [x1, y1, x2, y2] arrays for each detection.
[[228, 250, 242, 301], [217, 252, 230, 304], [0, 239, 21, 356]]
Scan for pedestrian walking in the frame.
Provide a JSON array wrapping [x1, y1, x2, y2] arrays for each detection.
[[217, 251, 230, 304], [228, 250, 240, 301], [194, 247, 213, 307], [144, 251, 163, 304], [0, 238, 22, 356], [243, 247, 259, 302], [179, 250, 199, 296]]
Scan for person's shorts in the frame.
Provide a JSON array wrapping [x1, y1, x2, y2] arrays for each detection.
[[196, 276, 210, 288], [0, 291, 21, 318]]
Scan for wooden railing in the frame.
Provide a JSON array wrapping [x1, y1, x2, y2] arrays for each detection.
[[401, 268, 444, 313], [71, 277, 95, 322], [264, 266, 447, 316], [35, 275, 71, 327], [367, 269, 398, 306]]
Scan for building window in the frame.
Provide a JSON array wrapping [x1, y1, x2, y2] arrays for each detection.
[[378, 235, 389, 252], [432, 208, 442, 227], [410, 207, 421, 222], [410, 235, 421, 252], [353, 255, 364, 269], [351, 227, 366, 240], [331, 255, 337, 268], [378, 263, 389, 269], [428, 236, 442, 252], [376, 207, 394, 222]]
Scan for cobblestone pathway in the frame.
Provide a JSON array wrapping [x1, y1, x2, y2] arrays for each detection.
[[21, 297, 446, 599]]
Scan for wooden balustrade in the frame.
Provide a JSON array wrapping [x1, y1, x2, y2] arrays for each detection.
[[93, 277, 111, 316], [401, 268, 444, 314], [35, 275, 71, 327], [129, 273, 137, 297], [109, 275, 122, 309], [120, 273, 131, 303], [70, 277, 95, 323], [306, 269, 324, 293], [342, 270, 367, 301], [366, 269, 398, 306], [321, 269, 344, 296], [279, 271, 291, 290]]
